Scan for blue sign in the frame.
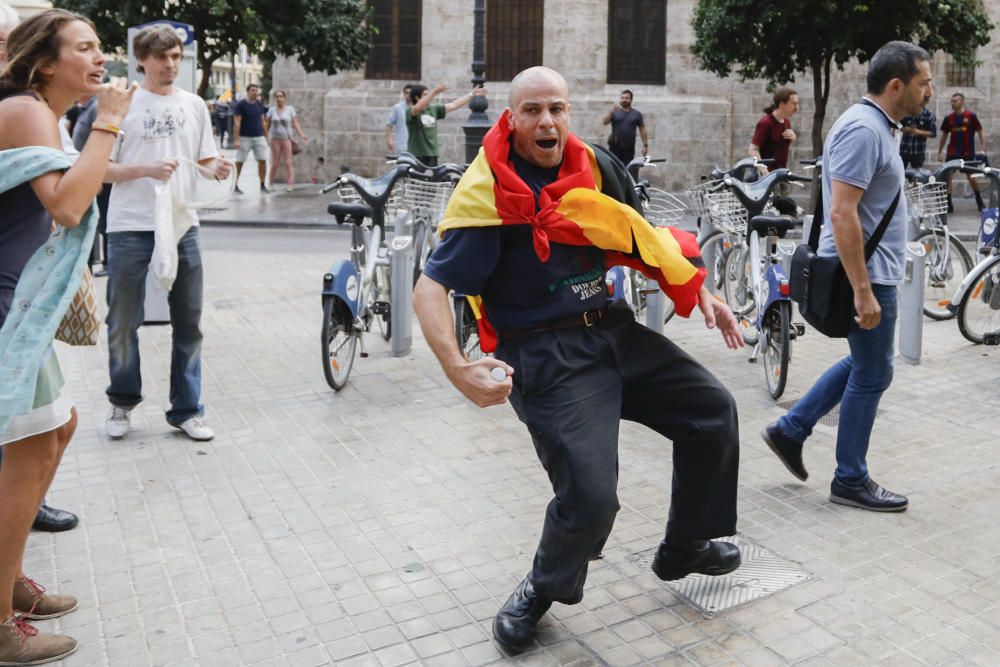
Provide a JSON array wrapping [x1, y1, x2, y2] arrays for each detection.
[[134, 20, 196, 46]]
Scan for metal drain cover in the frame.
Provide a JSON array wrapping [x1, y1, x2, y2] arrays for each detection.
[[775, 399, 882, 427], [631, 535, 809, 618]]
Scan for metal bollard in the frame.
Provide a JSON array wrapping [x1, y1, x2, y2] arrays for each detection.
[[389, 235, 414, 357], [643, 277, 665, 333], [898, 241, 926, 364]]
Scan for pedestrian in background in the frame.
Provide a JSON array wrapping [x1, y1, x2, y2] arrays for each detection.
[[406, 83, 484, 166], [899, 105, 936, 169], [938, 92, 986, 211], [102, 24, 229, 443], [233, 83, 269, 193], [0, 9, 135, 664], [386, 83, 411, 155], [602, 89, 648, 166], [749, 86, 799, 213], [73, 94, 112, 277], [749, 86, 798, 172], [762, 41, 932, 512], [266, 90, 308, 192]]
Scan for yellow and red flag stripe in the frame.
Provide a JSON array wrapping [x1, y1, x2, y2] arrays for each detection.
[[441, 110, 706, 352]]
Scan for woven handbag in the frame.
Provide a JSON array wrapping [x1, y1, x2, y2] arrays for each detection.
[[55, 267, 99, 346]]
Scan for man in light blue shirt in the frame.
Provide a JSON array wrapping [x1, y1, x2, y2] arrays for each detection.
[[762, 41, 933, 512], [385, 84, 412, 155]]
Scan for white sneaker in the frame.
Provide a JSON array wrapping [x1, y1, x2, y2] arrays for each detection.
[[105, 406, 131, 439], [175, 417, 214, 441]]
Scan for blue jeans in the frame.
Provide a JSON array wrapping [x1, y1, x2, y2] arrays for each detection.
[[777, 284, 897, 485], [105, 228, 204, 426]]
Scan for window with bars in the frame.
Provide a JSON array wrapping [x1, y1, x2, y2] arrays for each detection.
[[486, 0, 544, 82], [607, 0, 666, 84], [944, 53, 976, 87], [365, 0, 422, 80]]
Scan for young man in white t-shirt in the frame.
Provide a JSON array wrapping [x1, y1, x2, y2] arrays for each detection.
[[103, 25, 230, 442]]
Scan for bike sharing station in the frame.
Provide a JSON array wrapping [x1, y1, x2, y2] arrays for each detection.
[[128, 19, 198, 325]]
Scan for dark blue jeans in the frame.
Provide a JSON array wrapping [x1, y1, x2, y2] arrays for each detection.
[[777, 284, 897, 485], [105, 228, 204, 425]]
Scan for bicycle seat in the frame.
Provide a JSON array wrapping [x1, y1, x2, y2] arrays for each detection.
[[327, 202, 372, 224], [339, 166, 408, 210], [748, 214, 797, 238], [407, 163, 464, 182]]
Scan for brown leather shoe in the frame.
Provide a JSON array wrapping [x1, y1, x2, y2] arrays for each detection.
[[0, 614, 77, 665], [12, 577, 78, 620]]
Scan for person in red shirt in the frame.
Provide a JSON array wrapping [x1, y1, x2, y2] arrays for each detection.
[[938, 92, 986, 211], [749, 86, 798, 172], [749, 86, 798, 214]]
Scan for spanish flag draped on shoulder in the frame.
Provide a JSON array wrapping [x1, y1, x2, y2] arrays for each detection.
[[439, 109, 706, 353]]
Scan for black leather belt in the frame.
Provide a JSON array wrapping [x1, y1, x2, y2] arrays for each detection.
[[499, 305, 609, 341]]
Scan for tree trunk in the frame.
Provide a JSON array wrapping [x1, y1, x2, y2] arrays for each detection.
[[810, 60, 827, 157], [197, 50, 215, 99]]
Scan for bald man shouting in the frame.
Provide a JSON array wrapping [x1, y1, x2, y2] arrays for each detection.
[[413, 67, 744, 653]]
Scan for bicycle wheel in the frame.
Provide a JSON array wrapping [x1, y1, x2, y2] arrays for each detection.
[[957, 255, 1000, 344], [321, 297, 358, 391], [699, 230, 729, 294], [411, 220, 430, 286], [453, 296, 487, 360], [373, 261, 391, 341], [917, 230, 973, 320], [724, 243, 759, 344], [762, 301, 791, 399], [663, 297, 676, 325]]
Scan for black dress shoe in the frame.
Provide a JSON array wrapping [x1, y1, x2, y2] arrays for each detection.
[[32, 505, 79, 532], [830, 478, 908, 512], [492, 577, 551, 653], [761, 423, 808, 481], [651, 539, 741, 581]]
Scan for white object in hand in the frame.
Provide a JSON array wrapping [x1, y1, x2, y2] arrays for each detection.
[[490, 367, 507, 382]]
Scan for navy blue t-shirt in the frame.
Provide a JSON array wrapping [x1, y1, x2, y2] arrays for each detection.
[[234, 99, 267, 137], [423, 148, 608, 330]]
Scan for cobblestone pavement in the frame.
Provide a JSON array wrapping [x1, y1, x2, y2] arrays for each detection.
[[25, 227, 1000, 666]]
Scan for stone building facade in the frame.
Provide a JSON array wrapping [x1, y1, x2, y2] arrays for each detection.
[[273, 0, 1000, 190]]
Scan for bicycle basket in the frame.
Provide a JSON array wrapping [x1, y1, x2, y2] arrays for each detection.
[[905, 181, 949, 220], [703, 189, 748, 234], [643, 188, 687, 227], [685, 180, 716, 220], [338, 182, 404, 221], [401, 177, 455, 224]]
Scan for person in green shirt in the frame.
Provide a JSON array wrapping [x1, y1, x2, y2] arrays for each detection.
[[406, 82, 486, 165]]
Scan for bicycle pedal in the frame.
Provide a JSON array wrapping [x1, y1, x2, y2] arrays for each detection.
[[792, 323, 806, 337], [360, 351, 370, 358], [372, 301, 390, 315], [983, 332, 1000, 345], [748, 357, 757, 364]]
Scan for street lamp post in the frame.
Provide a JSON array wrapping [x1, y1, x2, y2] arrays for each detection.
[[462, 0, 489, 164]]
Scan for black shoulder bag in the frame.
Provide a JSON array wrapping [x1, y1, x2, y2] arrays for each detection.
[[789, 186, 900, 338]]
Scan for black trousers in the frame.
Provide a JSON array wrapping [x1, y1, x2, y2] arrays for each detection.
[[609, 145, 634, 167], [496, 304, 739, 604]]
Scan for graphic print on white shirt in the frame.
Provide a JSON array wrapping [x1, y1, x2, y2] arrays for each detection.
[[142, 106, 188, 140]]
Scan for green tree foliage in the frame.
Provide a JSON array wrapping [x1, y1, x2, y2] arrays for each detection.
[[57, 0, 374, 98], [691, 0, 994, 155]]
